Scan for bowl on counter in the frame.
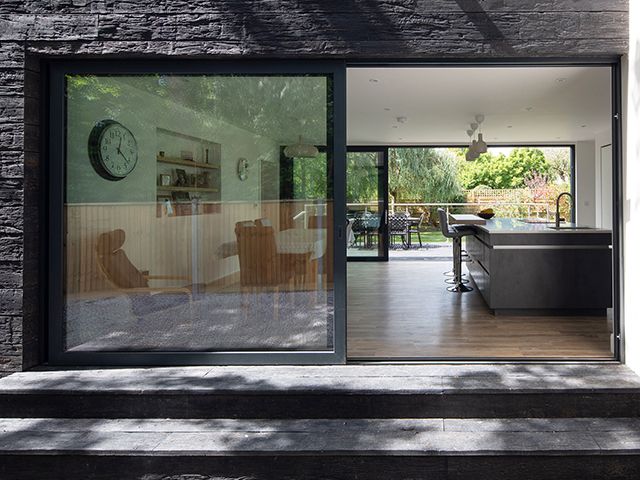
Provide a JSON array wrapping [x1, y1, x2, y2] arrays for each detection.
[[477, 212, 495, 220]]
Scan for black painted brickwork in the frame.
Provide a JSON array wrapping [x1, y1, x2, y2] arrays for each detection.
[[0, 0, 629, 371]]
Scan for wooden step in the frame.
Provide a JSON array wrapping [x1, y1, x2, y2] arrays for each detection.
[[1, 364, 639, 419], [0, 418, 639, 479]]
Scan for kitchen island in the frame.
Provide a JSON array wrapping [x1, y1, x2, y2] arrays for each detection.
[[464, 218, 612, 315]]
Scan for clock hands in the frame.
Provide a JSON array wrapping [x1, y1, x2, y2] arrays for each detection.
[[118, 150, 129, 164], [116, 135, 129, 164]]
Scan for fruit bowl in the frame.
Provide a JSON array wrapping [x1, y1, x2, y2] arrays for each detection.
[[477, 212, 495, 220]]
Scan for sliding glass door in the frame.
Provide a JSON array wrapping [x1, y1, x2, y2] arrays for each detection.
[[49, 61, 346, 365], [346, 148, 388, 261]]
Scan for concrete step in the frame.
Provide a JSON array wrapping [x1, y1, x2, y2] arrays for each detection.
[[1, 364, 639, 419], [0, 418, 639, 479]]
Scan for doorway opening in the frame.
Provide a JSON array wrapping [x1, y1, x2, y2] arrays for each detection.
[[345, 65, 616, 361]]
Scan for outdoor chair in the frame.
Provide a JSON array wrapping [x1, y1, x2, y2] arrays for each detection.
[[351, 215, 367, 247], [408, 212, 426, 248], [388, 213, 410, 249], [363, 212, 382, 248]]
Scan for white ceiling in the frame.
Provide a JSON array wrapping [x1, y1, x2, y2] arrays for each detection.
[[347, 66, 612, 145]]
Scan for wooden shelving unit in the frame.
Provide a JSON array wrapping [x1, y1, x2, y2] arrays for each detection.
[[155, 127, 222, 217], [157, 156, 220, 170], [157, 186, 219, 193]]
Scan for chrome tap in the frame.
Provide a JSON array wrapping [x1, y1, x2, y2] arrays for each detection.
[[555, 192, 573, 228]]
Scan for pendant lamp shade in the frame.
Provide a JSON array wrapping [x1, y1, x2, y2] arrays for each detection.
[[475, 133, 488, 153], [284, 135, 319, 158], [465, 149, 475, 162]]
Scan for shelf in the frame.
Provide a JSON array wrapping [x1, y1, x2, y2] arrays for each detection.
[[157, 156, 219, 170], [157, 186, 219, 193]]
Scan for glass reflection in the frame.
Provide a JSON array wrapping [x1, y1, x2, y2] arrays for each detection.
[[64, 75, 333, 352]]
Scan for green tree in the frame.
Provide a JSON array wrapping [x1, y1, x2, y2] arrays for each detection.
[[542, 147, 571, 183], [388, 148, 464, 203], [347, 152, 380, 203], [458, 147, 549, 189]]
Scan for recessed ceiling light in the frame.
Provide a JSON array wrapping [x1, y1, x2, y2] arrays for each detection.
[[369, 78, 379, 83]]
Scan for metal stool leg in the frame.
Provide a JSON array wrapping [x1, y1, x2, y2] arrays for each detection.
[[445, 277, 469, 284], [447, 237, 472, 293]]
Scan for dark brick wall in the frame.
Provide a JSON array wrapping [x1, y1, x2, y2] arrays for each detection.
[[0, 0, 629, 371]]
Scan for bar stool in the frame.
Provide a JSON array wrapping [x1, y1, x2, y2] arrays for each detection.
[[437, 208, 474, 293]]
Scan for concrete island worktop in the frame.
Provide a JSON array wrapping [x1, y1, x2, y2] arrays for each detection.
[[463, 218, 613, 315]]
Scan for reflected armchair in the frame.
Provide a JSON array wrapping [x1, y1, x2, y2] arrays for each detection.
[[95, 229, 192, 316], [235, 220, 295, 287]]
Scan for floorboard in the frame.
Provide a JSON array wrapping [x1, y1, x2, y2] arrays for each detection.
[[347, 261, 613, 359]]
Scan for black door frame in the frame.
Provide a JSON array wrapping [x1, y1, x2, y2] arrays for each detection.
[[346, 146, 389, 262], [345, 59, 623, 362], [43, 58, 623, 365], [46, 59, 347, 366]]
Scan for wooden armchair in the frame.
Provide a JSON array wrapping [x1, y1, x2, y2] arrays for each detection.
[[95, 229, 192, 316], [235, 221, 293, 288]]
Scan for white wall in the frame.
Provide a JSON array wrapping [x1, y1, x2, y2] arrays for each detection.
[[65, 78, 282, 285], [67, 78, 278, 204], [623, 2, 640, 372], [595, 128, 614, 229], [575, 140, 596, 226]]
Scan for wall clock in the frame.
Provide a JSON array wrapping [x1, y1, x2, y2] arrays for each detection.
[[237, 157, 249, 181], [88, 119, 138, 181]]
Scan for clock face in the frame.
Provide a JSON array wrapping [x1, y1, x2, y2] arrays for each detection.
[[88, 120, 138, 181]]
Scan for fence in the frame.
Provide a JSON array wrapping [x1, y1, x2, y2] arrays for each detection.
[[463, 188, 530, 204], [347, 200, 555, 224]]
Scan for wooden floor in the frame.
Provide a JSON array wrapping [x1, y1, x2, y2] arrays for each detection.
[[347, 261, 613, 359]]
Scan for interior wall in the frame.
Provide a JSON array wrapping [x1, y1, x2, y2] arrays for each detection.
[[65, 78, 281, 291], [574, 141, 597, 226], [623, 2, 640, 372], [595, 129, 614, 228]]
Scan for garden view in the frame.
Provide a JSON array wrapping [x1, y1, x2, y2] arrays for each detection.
[[347, 146, 572, 247]]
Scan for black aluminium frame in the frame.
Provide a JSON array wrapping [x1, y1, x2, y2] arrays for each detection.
[[47, 59, 347, 366], [45, 58, 623, 365], [346, 146, 390, 262], [345, 59, 622, 362]]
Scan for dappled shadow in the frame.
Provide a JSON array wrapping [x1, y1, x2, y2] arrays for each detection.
[[65, 290, 333, 353], [454, 0, 516, 55], [1, 365, 640, 478]]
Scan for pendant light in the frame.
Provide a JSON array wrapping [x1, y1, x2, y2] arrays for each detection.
[[283, 135, 319, 158], [465, 128, 477, 161], [474, 114, 488, 154]]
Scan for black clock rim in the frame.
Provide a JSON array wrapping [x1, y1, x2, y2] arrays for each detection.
[[88, 119, 138, 181]]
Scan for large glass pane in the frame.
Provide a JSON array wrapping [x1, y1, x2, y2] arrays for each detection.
[[64, 74, 333, 352], [346, 151, 385, 258]]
